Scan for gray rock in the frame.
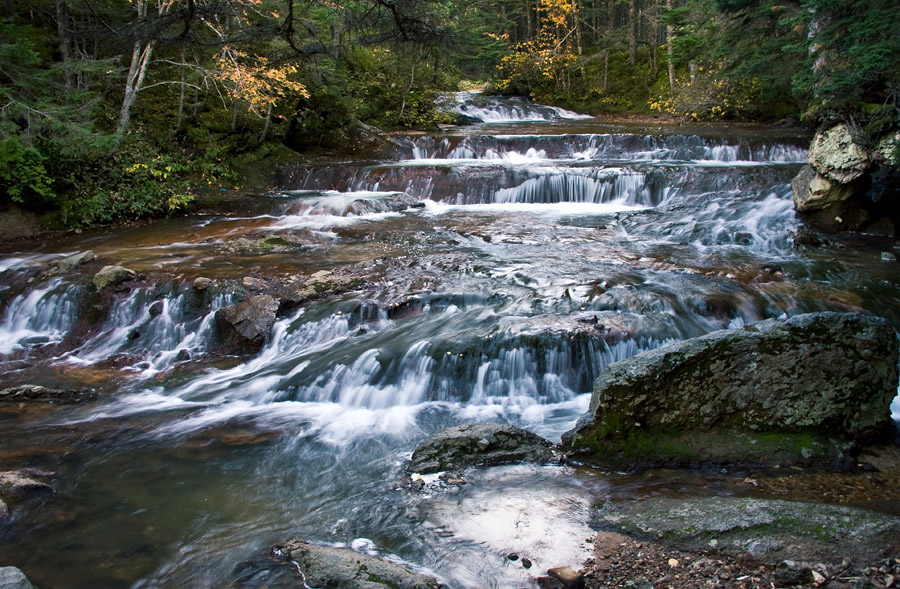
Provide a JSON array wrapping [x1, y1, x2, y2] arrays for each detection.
[[0, 567, 34, 589], [808, 123, 871, 184], [408, 423, 556, 474], [0, 498, 8, 520], [215, 295, 279, 348], [791, 165, 854, 213], [0, 469, 54, 497], [564, 312, 898, 467], [93, 265, 136, 290], [193, 277, 213, 291], [873, 131, 900, 166], [592, 496, 900, 565], [52, 250, 94, 274], [774, 560, 813, 587], [0, 385, 96, 404], [272, 538, 440, 589]]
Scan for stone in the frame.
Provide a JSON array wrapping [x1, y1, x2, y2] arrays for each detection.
[[808, 123, 871, 184], [52, 250, 94, 274], [215, 295, 279, 348], [873, 131, 900, 166], [882, 252, 897, 262], [193, 277, 213, 291], [93, 265, 136, 290], [547, 566, 585, 589], [0, 385, 97, 404], [271, 538, 440, 589], [0, 567, 34, 589], [563, 312, 898, 467], [592, 496, 900, 566], [407, 423, 556, 474], [791, 165, 854, 213], [774, 560, 813, 587], [0, 498, 8, 520], [0, 469, 54, 496]]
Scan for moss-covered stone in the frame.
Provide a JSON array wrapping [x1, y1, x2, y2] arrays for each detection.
[[563, 312, 898, 469]]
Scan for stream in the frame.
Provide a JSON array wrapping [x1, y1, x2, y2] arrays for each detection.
[[1, 94, 899, 588]]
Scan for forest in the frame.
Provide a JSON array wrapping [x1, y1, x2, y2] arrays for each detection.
[[1, 0, 898, 227]]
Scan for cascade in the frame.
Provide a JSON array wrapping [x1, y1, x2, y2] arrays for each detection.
[[1, 96, 897, 589]]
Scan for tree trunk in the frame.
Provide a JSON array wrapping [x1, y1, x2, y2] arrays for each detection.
[[176, 47, 186, 131], [55, 0, 74, 96], [117, 39, 155, 136], [629, 0, 638, 67], [667, 0, 676, 94], [260, 103, 272, 142]]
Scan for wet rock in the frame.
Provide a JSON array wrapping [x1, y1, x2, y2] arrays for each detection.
[[52, 250, 94, 274], [278, 271, 362, 310], [0, 498, 8, 520], [0, 567, 34, 589], [563, 312, 898, 468], [808, 123, 871, 184], [0, 469, 54, 496], [215, 294, 279, 349], [343, 192, 421, 215], [882, 252, 897, 262], [0, 385, 97, 404], [271, 538, 440, 588], [547, 566, 585, 589], [193, 277, 212, 291], [93, 265, 137, 290], [407, 423, 556, 474]]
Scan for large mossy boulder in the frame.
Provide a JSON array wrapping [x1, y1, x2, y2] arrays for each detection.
[[271, 539, 440, 589], [563, 312, 898, 468], [408, 423, 556, 474]]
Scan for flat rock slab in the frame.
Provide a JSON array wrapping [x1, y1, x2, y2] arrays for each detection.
[[408, 423, 556, 475], [593, 496, 900, 566], [0, 385, 97, 404], [272, 538, 440, 589], [93, 265, 137, 290], [564, 312, 898, 468], [215, 294, 279, 348]]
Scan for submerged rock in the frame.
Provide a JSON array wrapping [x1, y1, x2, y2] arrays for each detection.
[[271, 538, 440, 589], [0, 385, 97, 404], [92, 265, 137, 291], [563, 312, 898, 468], [0, 567, 34, 589], [215, 294, 279, 349], [408, 423, 556, 475]]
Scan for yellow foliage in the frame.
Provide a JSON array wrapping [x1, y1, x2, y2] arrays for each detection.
[[215, 48, 309, 115]]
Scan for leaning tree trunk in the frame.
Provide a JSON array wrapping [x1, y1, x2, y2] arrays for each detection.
[[117, 39, 155, 136]]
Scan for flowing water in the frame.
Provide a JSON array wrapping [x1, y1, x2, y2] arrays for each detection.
[[1, 96, 899, 588]]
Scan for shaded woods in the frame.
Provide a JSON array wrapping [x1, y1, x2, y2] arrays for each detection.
[[1, 0, 898, 227]]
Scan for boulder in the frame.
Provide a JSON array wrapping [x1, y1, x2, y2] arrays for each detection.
[[0, 498, 8, 520], [408, 423, 556, 474], [808, 123, 871, 184], [271, 538, 440, 589], [872, 131, 900, 166], [193, 277, 213, 291], [0, 567, 34, 589], [563, 312, 898, 468], [791, 165, 853, 213], [93, 265, 136, 290], [215, 294, 279, 348], [0, 385, 97, 404]]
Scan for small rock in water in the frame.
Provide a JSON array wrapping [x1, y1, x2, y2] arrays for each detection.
[[0, 498, 8, 520], [547, 566, 585, 589], [193, 277, 212, 291], [709, 539, 720, 549], [93, 265, 137, 291], [881, 251, 897, 261], [522, 557, 533, 569], [507, 553, 519, 561], [0, 469, 55, 496]]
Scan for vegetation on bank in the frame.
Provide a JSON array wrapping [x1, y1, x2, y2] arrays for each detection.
[[1, 0, 898, 228]]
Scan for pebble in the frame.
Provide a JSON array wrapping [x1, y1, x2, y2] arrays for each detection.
[[521, 558, 533, 569], [882, 252, 897, 262], [668, 558, 679, 568]]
